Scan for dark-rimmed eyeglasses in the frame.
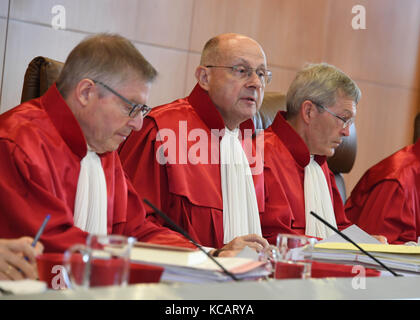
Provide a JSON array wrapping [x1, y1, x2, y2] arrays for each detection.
[[311, 101, 354, 129], [205, 65, 272, 86], [92, 79, 151, 118]]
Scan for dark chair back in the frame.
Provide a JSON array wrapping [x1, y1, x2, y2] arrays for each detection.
[[414, 113, 420, 143], [21, 56, 64, 103]]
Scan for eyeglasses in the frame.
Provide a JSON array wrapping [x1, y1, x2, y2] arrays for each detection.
[[311, 101, 354, 129], [205, 65, 272, 86], [92, 80, 151, 118]]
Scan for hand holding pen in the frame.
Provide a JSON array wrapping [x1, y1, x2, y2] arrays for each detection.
[[0, 215, 49, 280]]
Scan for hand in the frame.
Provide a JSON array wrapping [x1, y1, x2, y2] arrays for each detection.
[[372, 235, 388, 244], [212, 234, 270, 257], [0, 237, 44, 280]]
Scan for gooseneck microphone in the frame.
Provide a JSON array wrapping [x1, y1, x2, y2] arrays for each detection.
[[310, 211, 401, 277], [143, 199, 239, 281]]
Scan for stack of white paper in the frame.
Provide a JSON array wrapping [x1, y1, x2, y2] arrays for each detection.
[[159, 257, 270, 283], [130, 242, 269, 283], [308, 225, 420, 274]]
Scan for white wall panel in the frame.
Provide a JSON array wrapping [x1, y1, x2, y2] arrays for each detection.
[[0, 21, 85, 112]]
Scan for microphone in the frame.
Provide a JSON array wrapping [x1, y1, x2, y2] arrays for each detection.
[[310, 211, 401, 277], [143, 198, 239, 281]]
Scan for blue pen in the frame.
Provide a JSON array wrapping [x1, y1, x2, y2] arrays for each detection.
[[32, 214, 51, 247]]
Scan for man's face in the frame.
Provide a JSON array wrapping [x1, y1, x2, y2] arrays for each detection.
[[83, 78, 151, 154], [204, 37, 268, 129], [307, 96, 356, 157]]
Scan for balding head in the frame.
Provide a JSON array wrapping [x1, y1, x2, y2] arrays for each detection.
[[200, 33, 266, 67]]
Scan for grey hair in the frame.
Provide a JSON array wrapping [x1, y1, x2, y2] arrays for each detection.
[[286, 63, 361, 117], [57, 33, 157, 98]]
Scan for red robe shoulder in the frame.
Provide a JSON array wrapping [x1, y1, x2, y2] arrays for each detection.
[[345, 140, 420, 244]]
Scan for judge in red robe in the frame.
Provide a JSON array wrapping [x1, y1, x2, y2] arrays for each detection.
[[260, 112, 351, 244], [120, 33, 270, 251], [345, 139, 420, 244], [259, 63, 360, 244], [0, 34, 193, 252], [120, 84, 264, 249]]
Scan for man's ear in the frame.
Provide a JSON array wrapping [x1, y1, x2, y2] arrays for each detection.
[[301, 100, 314, 125], [195, 66, 210, 91], [74, 79, 96, 107]]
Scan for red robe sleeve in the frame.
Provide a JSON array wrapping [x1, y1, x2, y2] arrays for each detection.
[[120, 173, 196, 248], [345, 180, 416, 244], [118, 119, 197, 247], [262, 171, 300, 243], [0, 139, 89, 253], [120, 118, 225, 248], [119, 118, 169, 218]]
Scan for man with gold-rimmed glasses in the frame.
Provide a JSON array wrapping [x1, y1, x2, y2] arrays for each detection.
[[120, 33, 270, 256]]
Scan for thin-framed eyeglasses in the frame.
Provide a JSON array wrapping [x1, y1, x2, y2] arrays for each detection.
[[92, 79, 151, 118], [311, 101, 354, 129], [205, 65, 272, 86]]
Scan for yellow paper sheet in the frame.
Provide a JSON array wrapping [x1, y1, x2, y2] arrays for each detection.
[[314, 242, 420, 254]]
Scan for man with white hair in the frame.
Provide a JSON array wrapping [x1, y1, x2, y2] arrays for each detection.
[[259, 63, 358, 243]]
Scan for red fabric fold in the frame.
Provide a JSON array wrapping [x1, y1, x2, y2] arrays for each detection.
[[309, 260, 380, 278]]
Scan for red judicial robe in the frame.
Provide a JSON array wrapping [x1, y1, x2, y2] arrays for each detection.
[[119, 84, 264, 249], [259, 112, 351, 244], [0, 85, 194, 252], [345, 139, 420, 244]]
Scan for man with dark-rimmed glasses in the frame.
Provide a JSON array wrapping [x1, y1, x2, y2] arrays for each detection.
[[92, 79, 152, 118], [0, 33, 198, 254]]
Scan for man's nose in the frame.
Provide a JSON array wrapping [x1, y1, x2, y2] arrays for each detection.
[[341, 124, 351, 137], [246, 71, 263, 89], [127, 115, 144, 131]]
